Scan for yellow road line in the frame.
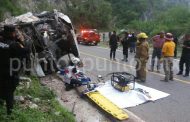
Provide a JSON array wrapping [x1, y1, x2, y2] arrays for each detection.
[[80, 51, 190, 85]]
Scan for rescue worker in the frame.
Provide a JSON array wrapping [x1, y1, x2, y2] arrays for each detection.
[[176, 34, 190, 77], [150, 31, 165, 72], [121, 32, 129, 62], [135, 32, 149, 82], [161, 33, 175, 82], [0, 25, 29, 114], [109, 31, 118, 60]]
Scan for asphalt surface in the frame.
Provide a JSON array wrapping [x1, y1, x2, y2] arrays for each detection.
[[78, 44, 190, 122]]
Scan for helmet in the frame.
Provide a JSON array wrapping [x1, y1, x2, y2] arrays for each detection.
[[137, 32, 148, 39]]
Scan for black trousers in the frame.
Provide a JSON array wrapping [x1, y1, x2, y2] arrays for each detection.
[[0, 88, 14, 115], [123, 48, 128, 59], [0, 76, 18, 114], [179, 56, 190, 75], [110, 48, 116, 59]]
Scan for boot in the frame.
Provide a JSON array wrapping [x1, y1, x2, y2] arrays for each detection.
[[183, 73, 189, 77], [176, 71, 183, 75]]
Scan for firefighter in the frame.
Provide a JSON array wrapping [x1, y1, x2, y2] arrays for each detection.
[[161, 33, 175, 82], [0, 25, 29, 114], [135, 32, 149, 82], [109, 31, 118, 60]]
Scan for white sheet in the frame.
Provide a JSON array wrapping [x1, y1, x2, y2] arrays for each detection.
[[96, 81, 170, 108]]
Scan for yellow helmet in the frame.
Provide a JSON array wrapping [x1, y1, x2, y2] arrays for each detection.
[[137, 32, 148, 39]]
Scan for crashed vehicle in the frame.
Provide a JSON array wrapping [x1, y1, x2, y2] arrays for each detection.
[[77, 29, 100, 45], [0, 10, 80, 76]]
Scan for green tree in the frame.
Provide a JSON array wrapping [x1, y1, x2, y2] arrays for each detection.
[[66, 0, 112, 29]]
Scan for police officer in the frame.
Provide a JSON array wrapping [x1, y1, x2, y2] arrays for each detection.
[[177, 34, 190, 77], [135, 33, 149, 82], [0, 25, 29, 114], [109, 31, 118, 60], [121, 32, 129, 62]]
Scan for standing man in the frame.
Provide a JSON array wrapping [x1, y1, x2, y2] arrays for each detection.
[[173, 36, 178, 58], [176, 34, 190, 77], [135, 32, 149, 82], [109, 31, 118, 60], [102, 33, 105, 42], [0, 25, 29, 114], [129, 32, 137, 53], [121, 32, 129, 62], [161, 33, 175, 82], [150, 31, 165, 72]]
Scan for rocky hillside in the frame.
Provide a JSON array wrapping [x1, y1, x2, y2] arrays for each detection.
[[0, 0, 67, 20]]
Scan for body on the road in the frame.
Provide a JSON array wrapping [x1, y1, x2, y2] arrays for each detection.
[[135, 32, 149, 82]]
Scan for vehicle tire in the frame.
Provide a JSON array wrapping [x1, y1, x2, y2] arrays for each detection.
[[94, 43, 98, 46]]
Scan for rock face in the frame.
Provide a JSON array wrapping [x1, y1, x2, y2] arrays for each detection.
[[17, 0, 67, 12]]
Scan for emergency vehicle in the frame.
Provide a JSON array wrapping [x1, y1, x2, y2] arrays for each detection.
[[77, 29, 100, 45]]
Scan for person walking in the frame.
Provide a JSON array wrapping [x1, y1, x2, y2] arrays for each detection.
[[121, 32, 129, 62], [176, 34, 190, 77], [135, 32, 149, 82], [150, 31, 165, 72], [161, 33, 175, 82], [109, 31, 118, 60]]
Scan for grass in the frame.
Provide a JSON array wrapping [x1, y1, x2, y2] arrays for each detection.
[[0, 76, 75, 122]]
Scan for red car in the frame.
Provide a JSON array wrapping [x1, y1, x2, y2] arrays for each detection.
[[77, 29, 100, 45]]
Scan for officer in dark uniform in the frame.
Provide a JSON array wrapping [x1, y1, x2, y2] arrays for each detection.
[[177, 34, 190, 77], [0, 25, 29, 114], [109, 31, 118, 60], [121, 32, 129, 62]]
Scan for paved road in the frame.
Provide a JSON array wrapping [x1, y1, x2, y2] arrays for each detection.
[[78, 44, 190, 122]]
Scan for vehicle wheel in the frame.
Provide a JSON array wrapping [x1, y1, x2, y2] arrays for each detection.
[[94, 43, 98, 46]]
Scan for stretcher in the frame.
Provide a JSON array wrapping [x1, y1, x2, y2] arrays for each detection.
[[86, 91, 129, 120]]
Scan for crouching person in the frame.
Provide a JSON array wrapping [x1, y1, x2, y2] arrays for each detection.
[[0, 25, 29, 114], [135, 33, 149, 82]]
